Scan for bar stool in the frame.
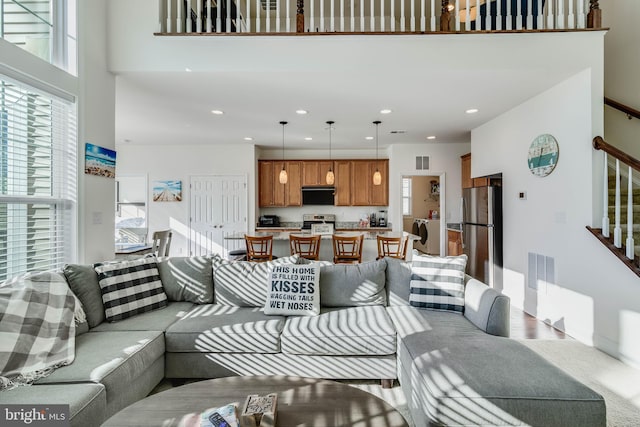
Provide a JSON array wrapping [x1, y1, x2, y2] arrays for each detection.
[[289, 234, 322, 260], [244, 235, 273, 262], [376, 235, 408, 260], [332, 234, 364, 264], [151, 230, 172, 257]]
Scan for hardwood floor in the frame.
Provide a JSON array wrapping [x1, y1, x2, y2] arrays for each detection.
[[509, 306, 570, 340]]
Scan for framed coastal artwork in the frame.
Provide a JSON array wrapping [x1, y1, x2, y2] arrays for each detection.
[[85, 143, 116, 178], [152, 180, 182, 202]]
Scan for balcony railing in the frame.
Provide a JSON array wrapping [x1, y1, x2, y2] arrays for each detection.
[[157, 0, 602, 34]]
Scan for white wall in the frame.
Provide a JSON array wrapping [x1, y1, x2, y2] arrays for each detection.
[[77, 0, 117, 263], [115, 144, 256, 256], [602, 0, 640, 157], [472, 69, 640, 368]]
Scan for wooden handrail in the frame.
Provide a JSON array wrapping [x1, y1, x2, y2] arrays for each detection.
[[593, 136, 640, 173], [605, 97, 640, 120]]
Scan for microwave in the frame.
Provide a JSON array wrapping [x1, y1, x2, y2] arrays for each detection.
[[258, 215, 280, 227]]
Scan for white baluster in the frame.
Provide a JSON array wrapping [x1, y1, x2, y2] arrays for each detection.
[[266, 0, 271, 32], [380, 0, 385, 31], [394, 0, 399, 31], [454, 0, 460, 30], [360, 0, 365, 31], [431, 0, 436, 31], [525, 0, 533, 29], [626, 166, 635, 259], [311, 0, 316, 31], [187, 0, 193, 32], [465, 0, 471, 30], [400, 0, 405, 31], [196, 0, 202, 32], [410, 0, 415, 31], [475, 0, 481, 30], [567, 0, 575, 29], [255, 0, 260, 32], [419, 0, 424, 31], [276, 0, 281, 32], [577, 0, 586, 28], [341, 0, 345, 31], [615, 159, 622, 248], [537, 0, 543, 29], [485, 0, 491, 30], [371, 0, 376, 31], [602, 153, 610, 238], [246, 0, 251, 32], [165, 0, 171, 33], [506, 0, 512, 29], [557, 0, 565, 29], [547, 0, 554, 29], [331, 0, 336, 31], [351, 0, 355, 31], [206, 0, 212, 32], [515, 0, 522, 29], [495, 0, 502, 30], [177, 0, 184, 33], [319, 0, 323, 32], [286, 0, 290, 31]]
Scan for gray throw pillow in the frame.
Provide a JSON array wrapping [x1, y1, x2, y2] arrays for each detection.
[[63, 264, 105, 328], [320, 259, 387, 307], [157, 256, 213, 303], [384, 257, 412, 306]]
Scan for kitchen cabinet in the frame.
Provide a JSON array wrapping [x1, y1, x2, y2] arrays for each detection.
[[448, 229, 463, 256], [351, 160, 389, 206], [461, 153, 472, 189], [258, 161, 301, 207], [334, 160, 352, 206], [473, 177, 490, 187], [302, 161, 334, 186]]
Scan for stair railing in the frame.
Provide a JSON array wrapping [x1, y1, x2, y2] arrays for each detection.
[[591, 135, 640, 276]]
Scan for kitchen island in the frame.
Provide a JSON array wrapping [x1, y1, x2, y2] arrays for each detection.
[[225, 230, 420, 262]]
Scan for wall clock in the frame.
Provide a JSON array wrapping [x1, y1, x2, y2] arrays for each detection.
[[527, 134, 559, 177]]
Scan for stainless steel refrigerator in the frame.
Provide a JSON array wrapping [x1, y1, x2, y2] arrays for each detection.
[[462, 185, 503, 289]]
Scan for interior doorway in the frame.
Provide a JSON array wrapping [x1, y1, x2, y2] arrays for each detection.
[[402, 174, 444, 255]]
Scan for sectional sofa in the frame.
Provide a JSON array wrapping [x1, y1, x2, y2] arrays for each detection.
[[0, 254, 606, 427]]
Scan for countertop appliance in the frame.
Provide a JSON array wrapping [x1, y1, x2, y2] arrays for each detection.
[[301, 186, 335, 206], [302, 214, 336, 230], [377, 210, 388, 227], [258, 215, 280, 227], [462, 184, 503, 288]]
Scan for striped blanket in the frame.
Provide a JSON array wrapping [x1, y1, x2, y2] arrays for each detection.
[[0, 271, 84, 391]]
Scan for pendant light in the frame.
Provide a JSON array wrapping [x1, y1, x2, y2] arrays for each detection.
[[326, 120, 335, 185], [279, 121, 288, 184], [373, 120, 382, 186]]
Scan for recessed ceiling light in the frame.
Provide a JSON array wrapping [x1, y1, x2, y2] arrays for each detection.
[[185, 67, 192, 72], [211, 110, 224, 115], [380, 109, 392, 114], [304, 137, 313, 141], [296, 110, 308, 115], [365, 136, 374, 140], [465, 108, 479, 114], [427, 136, 436, 140], [244, 137, 253, 141]]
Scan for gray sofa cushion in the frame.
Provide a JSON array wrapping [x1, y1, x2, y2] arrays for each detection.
[[464, 276, 510, 337], [281, 306, 396, 356], [91, 301, 193, 332], [165, 305, 286, 353], [157, 256, 213, 303], [384, 257, 411, 306], [63, 264, 105, 328], [76, 320, 89, 336], [319, 259, 387, 307], [0, 383, 107, 427], [213, 255, 300, 307]]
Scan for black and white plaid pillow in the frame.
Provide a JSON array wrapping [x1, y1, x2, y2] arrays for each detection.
[[94, 257, 167, 322], [409, 253, 467, 313]]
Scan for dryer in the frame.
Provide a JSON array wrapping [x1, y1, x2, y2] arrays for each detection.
[[412, 218, 440, 255]]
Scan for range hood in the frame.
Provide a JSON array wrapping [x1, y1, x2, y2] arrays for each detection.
[[301, 186, 335, 205]]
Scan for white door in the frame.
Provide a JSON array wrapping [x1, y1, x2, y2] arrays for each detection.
[[189, 175, 247, 257]]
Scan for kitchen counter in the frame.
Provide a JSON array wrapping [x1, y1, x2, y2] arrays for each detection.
[[227, 230, 412, 241]]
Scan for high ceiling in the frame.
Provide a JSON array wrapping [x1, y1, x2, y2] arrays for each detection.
[[113, 33, 598, 150]]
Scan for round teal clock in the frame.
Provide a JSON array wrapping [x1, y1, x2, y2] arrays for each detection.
[[528, 134, 559, 177]]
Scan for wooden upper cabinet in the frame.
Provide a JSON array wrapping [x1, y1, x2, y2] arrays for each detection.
[[351, 160, 389, 206], [302, 161, 334, 186], [461, 153, 472, 189], [258, 161, 275, 207], [258, 160, 301, 207], [285, 161, 302, 206], [370, 160, 389, 206], [334, 161, 352, 206]]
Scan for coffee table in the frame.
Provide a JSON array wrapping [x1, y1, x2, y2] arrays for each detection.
[[103, 375, 409, 427]]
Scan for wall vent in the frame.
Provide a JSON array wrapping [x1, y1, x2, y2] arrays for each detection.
[[390, 130, 406, 134], [415, 156, 429, 170], [527, 252, 555, 290]]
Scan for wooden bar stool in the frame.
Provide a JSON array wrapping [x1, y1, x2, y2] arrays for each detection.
[[244, 235, 273, 262], [376, 235, 408, 260], [289, 234, 322, 260], [332, 234, 364, 264]]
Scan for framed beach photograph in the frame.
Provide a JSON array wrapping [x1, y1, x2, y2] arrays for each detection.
[[85, 143, 116, 178], [152, 180, 182, 202]]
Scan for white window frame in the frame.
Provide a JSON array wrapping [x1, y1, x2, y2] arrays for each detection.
[[402, 177, 412, 216]]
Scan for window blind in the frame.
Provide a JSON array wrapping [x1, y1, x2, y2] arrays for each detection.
[[0, 74, 77, 282]]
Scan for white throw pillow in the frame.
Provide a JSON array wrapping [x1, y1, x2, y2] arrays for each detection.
[[264, 264, 320, 316], [409, 252, 467, 313]]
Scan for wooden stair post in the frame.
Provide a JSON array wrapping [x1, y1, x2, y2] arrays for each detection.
[[587, 0, 602, 29], [440, 0, 451, 32], [297, 0, 305, 33]]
